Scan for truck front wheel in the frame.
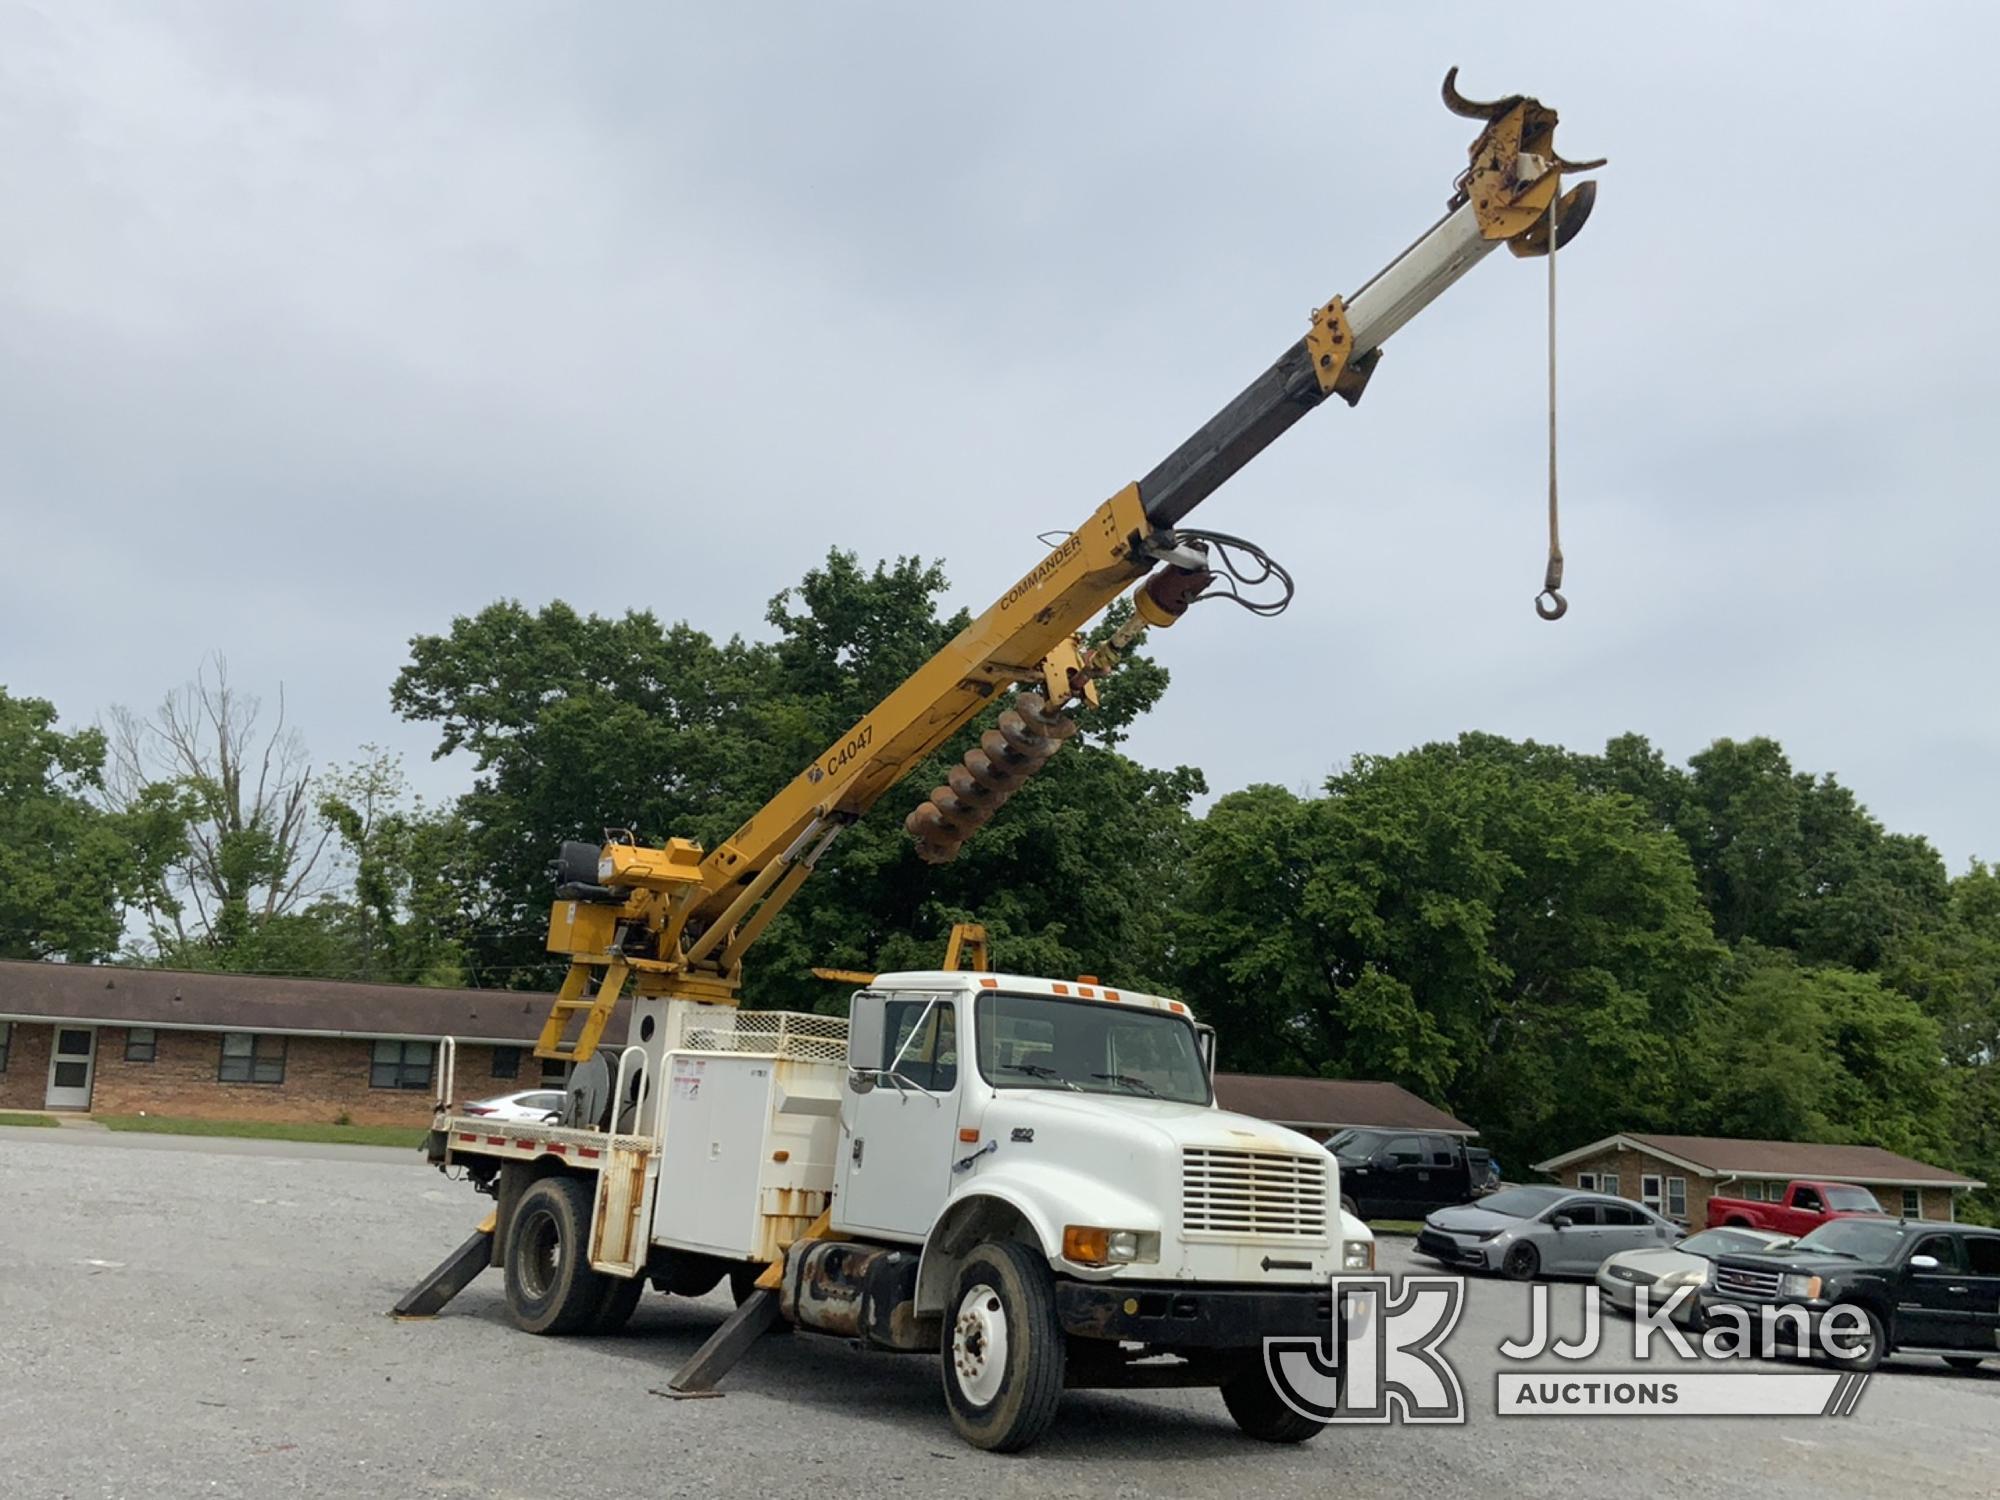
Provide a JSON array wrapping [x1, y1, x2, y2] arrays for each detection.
[[1220, 1364, 1325, 1444], [940, 1240, 1066, 1452], [503, 1175, 607, 1335]]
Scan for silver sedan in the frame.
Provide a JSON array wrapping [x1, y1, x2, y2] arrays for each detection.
[[1596, 1225, 1793, 1322], [1416, 1185, 1681, 1280]]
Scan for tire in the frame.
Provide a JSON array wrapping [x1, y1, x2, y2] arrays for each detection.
[[1501, 1241, 1540, 1282], [1339, 1196, 1360, 1220], [503, 1175, 607, 1335], [1943, 1355, 1986, 1372], [585, 1271, 646, 1335], [1823, 1305, 1885, 1372], [1220, 1364, 1324, 1444], [940, 1240, 1066, 1453]]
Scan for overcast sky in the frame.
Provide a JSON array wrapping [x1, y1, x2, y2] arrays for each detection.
[[3, 3, 1995, 872]]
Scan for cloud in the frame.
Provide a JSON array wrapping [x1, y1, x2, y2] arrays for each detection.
[[2, 2, 1994, 868]]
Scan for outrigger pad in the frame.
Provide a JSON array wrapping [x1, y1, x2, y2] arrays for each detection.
[[392, 1225, 495, 1319], [662, 1288, 784, 1396]]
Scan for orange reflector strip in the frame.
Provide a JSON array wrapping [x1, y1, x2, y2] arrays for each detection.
[[1106, 991, 1121, 1002], [958, 1128, 980, 1143], [1077, 974, 1100, 984], [1077, 985, 1095, 998], [1051, 982, 1069, 995], [979, 977, 998, 988]]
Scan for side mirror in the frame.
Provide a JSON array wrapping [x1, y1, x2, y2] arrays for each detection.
[[1550, 1214, 1574, 1230], [1909, 1254, 1941, 1272], [846, 990, 886, 1072]]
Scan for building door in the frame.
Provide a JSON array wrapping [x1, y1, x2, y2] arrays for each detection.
[[45, 1026, 96, 1109]]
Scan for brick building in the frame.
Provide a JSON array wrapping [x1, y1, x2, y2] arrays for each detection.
[[1533, 1132, 1983, 1225], [0, 960, 618, 1127]]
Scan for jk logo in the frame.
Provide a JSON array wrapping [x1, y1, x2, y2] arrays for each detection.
[[1263, 1275, 1467, 1424]]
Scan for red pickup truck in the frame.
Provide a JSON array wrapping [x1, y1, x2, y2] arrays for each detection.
[[1705, 1179, 1886, 1235]]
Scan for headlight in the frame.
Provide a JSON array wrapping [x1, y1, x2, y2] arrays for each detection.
[[1469, 1229, 1503, 1242], [1062, 1225, 1159, 1266], [1779, 1273, 1823, 1299], [1660, 1268, 1707, 1288], [1344, 1240, 1375, 1271]]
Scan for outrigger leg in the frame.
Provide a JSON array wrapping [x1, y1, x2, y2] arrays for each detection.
[[391, 1214, 496, 1319], [661, 1288, 784, 1397]]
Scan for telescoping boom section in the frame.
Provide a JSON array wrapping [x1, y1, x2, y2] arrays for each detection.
[[533, 68, 1603, 1064]]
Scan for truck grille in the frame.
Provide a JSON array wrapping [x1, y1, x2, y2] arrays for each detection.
[[1181, 1148, 1329, 1240], [1714, 1264, 1782, 1298]]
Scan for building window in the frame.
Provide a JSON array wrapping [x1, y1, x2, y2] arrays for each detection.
[[539, 1057, 570, 1089], [0, 1021, 10, 1071], [125, 1028, 158, 1063], [1902, 1187, 1922, 1219], [1667, 1176, 1688, 1219], [219, 1032, 286, 1084], [1640, 1174, 1663, 1212], [370, 1040, 436, 1091], [1601, 1173, 1622, 1197], [1741, 1180, 1765, 1202], [1576, 1172, 1598, 1191], [491, 1046, 522, 1080]]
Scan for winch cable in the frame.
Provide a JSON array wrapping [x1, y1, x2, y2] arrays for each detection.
[[1536, 185, 1567, 621]]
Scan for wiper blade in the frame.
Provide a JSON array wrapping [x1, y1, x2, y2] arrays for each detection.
[[1091, 1072, 1161, 1097], [1000, 1063, 1079, 1091]]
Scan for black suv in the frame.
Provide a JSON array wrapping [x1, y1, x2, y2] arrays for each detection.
[[1703, 1217, 2000, 1370], [1328, 1128, 1491, 1221]]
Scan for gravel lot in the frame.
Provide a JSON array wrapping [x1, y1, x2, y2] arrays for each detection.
[[2, 1130, 1996, 1500]]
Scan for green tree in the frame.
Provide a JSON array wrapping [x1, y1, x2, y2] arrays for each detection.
[[0, 688, 166, 962], [317, 750, 471, 986], [1169, 736, 1723, 1167]]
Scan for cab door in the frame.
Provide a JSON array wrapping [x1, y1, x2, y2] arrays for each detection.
[[1898, 1231, 1975, 1350], [1962, 1234, 2000, 1355], [835, 991, 962, 1242]]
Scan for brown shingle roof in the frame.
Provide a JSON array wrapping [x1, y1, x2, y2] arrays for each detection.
[[1533, 1132, 1982, 1189], [1213, 1074, 1476, 1135], [0, 959, 597, 1047]]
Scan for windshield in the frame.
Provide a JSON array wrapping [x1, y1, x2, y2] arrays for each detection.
[[1823, 1185, 1883, 1213], [1680, 1228, 1783, 1259], [974, 992, 1210, 1105], [1477, 1185, 1569, 1219], [1795, 1218, 1908, 1260], [1326, 1129, 1387, 1157]]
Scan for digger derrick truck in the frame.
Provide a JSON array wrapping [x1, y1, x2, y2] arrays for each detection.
[[399, 71, 1603, 1452]]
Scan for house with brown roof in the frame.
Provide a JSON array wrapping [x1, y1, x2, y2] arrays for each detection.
[[1211, 1073, 1476, 1142], [1533, 1132, 1985, 1225], [0, 960, 608, 1127]]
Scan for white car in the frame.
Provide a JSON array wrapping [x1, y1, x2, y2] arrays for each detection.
[[1596, 1225, 1794, 1322], [462, 1088, 566, 1123]]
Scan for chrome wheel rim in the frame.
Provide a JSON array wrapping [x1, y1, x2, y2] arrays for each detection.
[[952, 1282, 1008, 1405]]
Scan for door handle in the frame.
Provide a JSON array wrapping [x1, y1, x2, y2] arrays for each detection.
[[1948, 1285, 1970, 1294]]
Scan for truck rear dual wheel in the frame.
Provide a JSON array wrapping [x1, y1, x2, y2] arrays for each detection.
[[941, 1240, 1066, 1452], [504, 1176, 608, 1335]]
